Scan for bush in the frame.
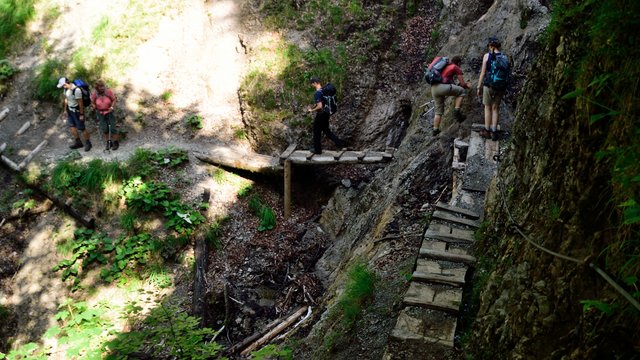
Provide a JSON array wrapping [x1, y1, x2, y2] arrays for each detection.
[[34, 58, 66, 101]]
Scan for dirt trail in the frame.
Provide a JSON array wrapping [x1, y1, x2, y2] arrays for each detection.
[[0, 0, 250, 168], [1, 0, 257, 347]]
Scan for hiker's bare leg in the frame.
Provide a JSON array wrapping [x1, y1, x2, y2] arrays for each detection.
[[454, 96, 463, 108], [433, 114, 442, 130], [70, 127, 80, 139], [484, 105, 491, 128], [491, 103, 500, 129]]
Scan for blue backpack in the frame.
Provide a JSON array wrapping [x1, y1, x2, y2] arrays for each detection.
[[425, 56, 450, 85], [72, 79, 91, 107], [487, 53, 510, 90]]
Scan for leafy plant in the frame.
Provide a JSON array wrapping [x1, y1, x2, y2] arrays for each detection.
[[105, 303, 223, 359], [160, 90, 173, 102], [252, 344, 293, 360], [33, 58, 66, 101], [186, 114, 204, 130], [258, 205, 276, 231]]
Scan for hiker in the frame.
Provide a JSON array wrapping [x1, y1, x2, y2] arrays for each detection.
[[90, 79, 120, 151], [307, 77, 344, 154], [58, 77, 92, 151], [477, 36, 509, 141], [429, 56, 471, 136]]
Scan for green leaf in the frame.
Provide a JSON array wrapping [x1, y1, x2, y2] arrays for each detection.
[[623, 275, 638, 286], [589, 110, 620, 124], [561, 88, 584, 100], [44, 325, 62, 339], [580, 299, 614, 315]]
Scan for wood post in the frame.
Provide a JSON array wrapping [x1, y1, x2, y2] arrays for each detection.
[[193, 188, 211, 327], [284, 160, 292, 220]]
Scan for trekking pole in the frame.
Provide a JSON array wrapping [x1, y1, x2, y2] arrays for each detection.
[[105, 122, 111, 154]]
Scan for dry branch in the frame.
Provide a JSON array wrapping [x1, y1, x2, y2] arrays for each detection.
[[240, 306, 308, 356]]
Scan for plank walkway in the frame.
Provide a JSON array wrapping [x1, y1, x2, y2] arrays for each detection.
[[385, 125, 500, 358]]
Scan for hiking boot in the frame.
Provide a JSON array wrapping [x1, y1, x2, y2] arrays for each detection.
[[479, 129, 491, 139], [111, 140, 119, 150], [69, 138, 83, 149], [84, 139, 92, 152], [453, 109, 466, 123], [491, 130, 499, 141], [432, 128, 441, 136], [105, 141, 112, 151]]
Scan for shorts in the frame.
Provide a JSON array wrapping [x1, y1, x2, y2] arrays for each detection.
[[97, 112, 118, 134], [66, 108, 85, 130], [482, 86, 505, 106], [431, 83, 466, 116]]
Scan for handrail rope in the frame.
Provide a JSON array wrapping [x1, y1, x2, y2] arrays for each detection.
[[493, 151, 640, 312]]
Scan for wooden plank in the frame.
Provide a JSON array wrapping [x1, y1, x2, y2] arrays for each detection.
[[424, 224, 474, 243], [15, 121, 31, 136], [0, 107, 8, 122], [279, 144, 297, 160], [434, 202, 480, 219], [413, 259, 467, 287], [333, 150, 345, 160], [403, 283, 462, 313], [0, 143, 6, 154], [18, 140, 48, 169], [194, 149, 283, 174], [362, 153, 384, 162], [432, 210, 480, 228], [419, 246, 476, 265], [0, 155, 20, 172], [390, 310, 457, 348], [284, 160, 292, 220]]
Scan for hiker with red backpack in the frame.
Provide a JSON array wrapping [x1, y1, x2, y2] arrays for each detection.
[[307, 77, 345, 154], [58, 77, 92, 151], [425, 56, 471, 136], [90, 79, 120, 151], [477, 36, 510, 141]]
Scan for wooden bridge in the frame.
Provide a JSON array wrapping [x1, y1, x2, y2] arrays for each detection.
[[194, 144, 395, 218]]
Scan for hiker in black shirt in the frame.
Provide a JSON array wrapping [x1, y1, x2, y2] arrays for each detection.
[[307, 77, 344, 154]]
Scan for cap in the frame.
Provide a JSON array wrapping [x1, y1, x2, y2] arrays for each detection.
[[488, 36, 501, 47], [56, 77, 67, 88]]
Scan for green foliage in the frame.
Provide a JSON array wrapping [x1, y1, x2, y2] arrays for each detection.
[[0, 59, 15, 80], [553, 0, 640, 310], [252, 344, 293, 360], [337, 262, 376, 327], [258, 205, 276, 231], [0, 0, 35, 57], [186, 114, 204, 130], [151, 147, 189, 168], [238, 183, 253, 197], [105, 303, 224, 359], [580, 299, 616, 315], [160, 90, 173, 102], [34, 58, 66, 101]]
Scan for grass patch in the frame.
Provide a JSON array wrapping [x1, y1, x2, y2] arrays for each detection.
[[323, 261, 376, 352], [0, 0, 35, 58]]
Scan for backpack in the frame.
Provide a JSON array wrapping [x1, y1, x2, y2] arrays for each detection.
[[321, 83, 338, 115], [72, 79, 91, 107], [487, 53, 510, 90], [424, 56, 449, 85]]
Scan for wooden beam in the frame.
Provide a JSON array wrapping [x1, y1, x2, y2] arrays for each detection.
[[18, 140, 48, 169], [193, 189, 211, 327], [194, 149, 283, 174], [240, 306, 308, 356], [0, 107, 8, 122], [279, 143, 297, 161], [284, 160, 292, 220]]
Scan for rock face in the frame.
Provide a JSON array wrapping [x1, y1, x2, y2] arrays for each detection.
[[303, 0, 554, 358], [468, 1, 640, 359]]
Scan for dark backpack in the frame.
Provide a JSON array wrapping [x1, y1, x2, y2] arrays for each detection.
[[321, 83, 338, 115], [424, 56, 449, 85], [72, 79, 91, 107], [487, 53, 510, 90]]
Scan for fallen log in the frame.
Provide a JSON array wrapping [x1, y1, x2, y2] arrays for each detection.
[[0, 160, 95, 228], [240, 306, 308, 356], [0, 107, 8, 122], [226, 317, 282, 355], [18, 140, 48, 169], [193, 148, 283, 174]]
